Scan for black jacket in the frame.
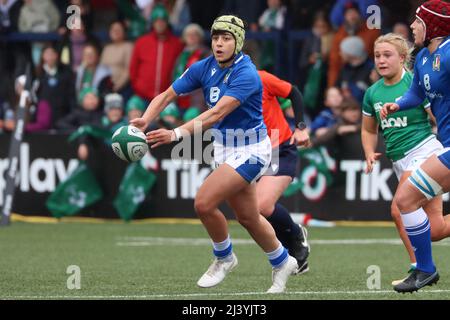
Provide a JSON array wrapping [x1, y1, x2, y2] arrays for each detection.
[[37, 63, 76, 127]]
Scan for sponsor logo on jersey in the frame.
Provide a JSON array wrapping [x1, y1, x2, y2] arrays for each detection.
[[373, 102, 383, 112], [380, 116, 408, 129], [422, 57, 428, 65], [433, 54, 441, 71], [211, 68, 217, 76]]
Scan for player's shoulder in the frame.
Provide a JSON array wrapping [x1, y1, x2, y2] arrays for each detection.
[[438, 37, 450, 54], [192, 55, 215, 70], [413, 48, 429, 69], [233, 54, 259, 79], [366, 77, 384, 96], [184, 55, 215, 78]]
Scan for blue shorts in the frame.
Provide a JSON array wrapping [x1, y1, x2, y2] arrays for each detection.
[[437, 147, 450, 169], [263, 140, 298, 179]]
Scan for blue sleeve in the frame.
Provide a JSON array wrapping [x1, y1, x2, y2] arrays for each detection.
[[172, 61, 203, 95], [396, 64, 426, 111], [223, 67, 259, 103]]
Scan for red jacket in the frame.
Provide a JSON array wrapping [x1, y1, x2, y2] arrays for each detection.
[[130, 30, 184, 101]]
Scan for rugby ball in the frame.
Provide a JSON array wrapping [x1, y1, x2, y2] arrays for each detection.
[[111, 125, 148, 162]]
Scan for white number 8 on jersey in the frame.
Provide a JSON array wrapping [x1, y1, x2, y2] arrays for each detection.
[[424, 74, 431, 91], [210, 87, 220, 103]]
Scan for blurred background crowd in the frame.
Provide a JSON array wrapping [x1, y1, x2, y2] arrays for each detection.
[[0, 0, 429, 154]]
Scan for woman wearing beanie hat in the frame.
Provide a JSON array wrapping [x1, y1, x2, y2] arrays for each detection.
[[381, 0, 450, 293], [131, 14, 299, 293]]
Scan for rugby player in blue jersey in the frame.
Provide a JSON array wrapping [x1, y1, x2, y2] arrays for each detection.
[[131, 15, 298, 293], [381, 0, 450, 293]]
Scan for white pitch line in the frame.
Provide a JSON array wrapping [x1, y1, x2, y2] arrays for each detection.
[[116, 237, 450, 247], [3, 289, 450, 300]]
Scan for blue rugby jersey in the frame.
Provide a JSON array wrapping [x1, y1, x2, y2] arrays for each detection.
[[396, 37, 450, 148], [172, 52, 266, 146]]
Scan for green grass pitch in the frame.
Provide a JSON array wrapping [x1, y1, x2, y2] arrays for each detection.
[[1, 221, 450, 300]]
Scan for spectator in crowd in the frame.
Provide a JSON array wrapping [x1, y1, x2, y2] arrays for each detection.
[[56, 87, 103, 135], [102, 93, 126, 133], [311, 96, 361, 147], [167, 0, 191, 35], [8, 75, 53, 133], [392, 22, 411, 43], [59, 17, 100, 72], [126, 93, 160, 131], [172, 23, 208, 117], [0, 0, 22, 34], [126, 94, 146, 121], [309, 86, 343, 137], [258, 0, 286, 32], [299, 11, 334, 81], [0, 97, 14, 133], [129, 4, 183, 102], [115, 0, 148, 40], [329, 0, 379, 30], [327, 1, 380, 88], [258, 0, 286, 71], [100, 20, 134, 99], [18, 0, 60, 67], [76, 43, 113, 99], [36, 44, 76, 128], [18, 0, 60, 33], [298, 11, 334, 118], [336, 36, 375, 103]]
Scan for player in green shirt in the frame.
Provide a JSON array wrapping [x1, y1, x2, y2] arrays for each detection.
[[361, 33, 450, 285]]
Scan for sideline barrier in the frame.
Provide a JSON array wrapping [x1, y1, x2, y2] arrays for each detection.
[[1, 132, 448, 220]]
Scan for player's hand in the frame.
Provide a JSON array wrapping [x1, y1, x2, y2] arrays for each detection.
[[290, 128, 311, 147], [129, 117, 148, 132], [365, 152, 382, 174], [146, 128, 176, 148], [380, 103, 400, 119]]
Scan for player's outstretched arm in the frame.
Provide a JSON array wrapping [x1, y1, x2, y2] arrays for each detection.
[[130, 86, 178, 132], [147, 96, 241, 148]]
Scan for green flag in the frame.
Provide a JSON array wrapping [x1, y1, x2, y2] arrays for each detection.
[[303, 57, 323, 110], [46, 163, 103, 218], [113, 162, 157, 221]]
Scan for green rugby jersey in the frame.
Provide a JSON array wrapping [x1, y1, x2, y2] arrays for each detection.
[[363, 71, 434, 161]]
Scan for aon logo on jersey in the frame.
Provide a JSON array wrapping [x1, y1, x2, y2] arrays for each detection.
[[381, 116, 407, 129]]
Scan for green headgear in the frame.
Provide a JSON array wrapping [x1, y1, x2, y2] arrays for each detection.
[[182, 107, 201, 122], [78, 87, 98, 104], [126, 95, 146, 113], [151, 4, 169, 22], [211, 15, 245, 55], [159, 102, 180, 119]]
